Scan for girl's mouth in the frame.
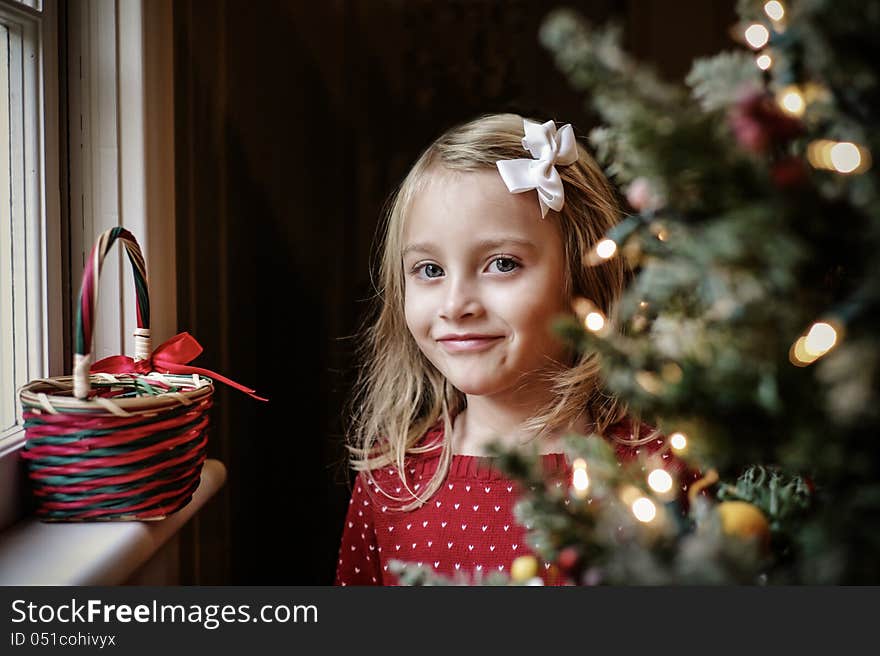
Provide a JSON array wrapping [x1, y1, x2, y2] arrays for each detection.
[[437, 336, 503, 353]]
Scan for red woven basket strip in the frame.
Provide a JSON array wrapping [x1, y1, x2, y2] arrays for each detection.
[[77, 228, 148, 355], [22, 398, 211, 429], [23, 404, 210, 439], [34, 460, 203, 500], [25, 424, 207, 472], [44, 477, 201, 520], [22, 415, 206, 455], [27, 444, 206, 488], [78, 259, 96, 353], [37, 471, 202, 517], [36, 460, 204, 510], [29, 433, 208, 478], [22, 415, 209, 458], [32, 462, 201, 498]]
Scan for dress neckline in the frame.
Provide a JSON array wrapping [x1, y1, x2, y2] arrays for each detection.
[[411, 420, 570, 480], [426, 451, 571, 481]]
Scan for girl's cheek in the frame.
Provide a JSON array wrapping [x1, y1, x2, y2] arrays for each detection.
[[404, 293, 431, 334]]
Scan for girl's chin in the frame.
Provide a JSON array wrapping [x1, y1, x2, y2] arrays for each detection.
[[447, 378, 510, 397]]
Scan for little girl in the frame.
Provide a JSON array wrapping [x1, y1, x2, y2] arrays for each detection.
[[334, 113, 691, 585]]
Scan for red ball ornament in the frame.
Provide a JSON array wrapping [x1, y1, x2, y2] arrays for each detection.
[[771, 156, 809, 188], [556, 546, 583, 577], [729, 89, 804, 154]]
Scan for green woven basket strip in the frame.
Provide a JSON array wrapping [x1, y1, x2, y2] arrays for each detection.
[[31, 451, 206, 487], [23, 401, 196, 436], [35, 468, 197, 501], [23, 414, 205, 453], [33, 458, 201, 495], [25, 429, 204, 467], [39, 476, 201, 508], [39, 483, 198, 520], [24, 421, 205, 463], [27, 432, 207, 477]]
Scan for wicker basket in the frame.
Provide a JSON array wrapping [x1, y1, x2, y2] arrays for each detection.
[[17, 227, 260, 522]]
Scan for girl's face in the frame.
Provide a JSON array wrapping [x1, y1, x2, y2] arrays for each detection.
[[402, 168, 571, 399]]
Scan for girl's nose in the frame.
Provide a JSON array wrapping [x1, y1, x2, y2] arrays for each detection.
[[439, 277, 483, 320]]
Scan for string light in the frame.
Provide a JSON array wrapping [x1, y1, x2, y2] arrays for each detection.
[[764, 1, 785, 21], [572, 458, 590, 498], [790, 336, 818, 366], [756, 54, 772, 70], [744, 24, 770, 49], [572, 297, 608, 334], [803, 321, 837, 356], [635, 371, 663, 395], [829, 142, 863, 173], [631, 497, 657, 523], [661, 362, 683, 384], [585, 312, 605, 332], [669, 432, 687, 451], [650, 222, 668, 242], [790, 320, 840, 366], [778, 86, 805, 117], [807, 139, 871, 174], [596, 239, 617, 259], [647, 469, 673, 494]]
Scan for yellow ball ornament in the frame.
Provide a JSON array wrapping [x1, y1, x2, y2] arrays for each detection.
[[717, 501, 770, 548], [511, 555, 539, 582]]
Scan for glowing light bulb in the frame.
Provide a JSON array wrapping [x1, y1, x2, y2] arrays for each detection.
[[756, 54, 772, 70], [632, 497, 657, 523], [744, 23, 770, 49], [572, 458, 590, 498], [635, 370, 663, 395], [661, 362, 683, 384], [764, 1, 784, 21], [779, 88, 805, 116], [790, 336, 819, 366], [807, 139, 834, 169], [638, 300, 649, 309], [596, 239, 617, 259], [803, 322, 837, 356], [585, 311, 606, 332], [669, 432, 687, 451], [647, 469, 673, 494], [807, 140, 870, 174], [829, 142, 862, 173]]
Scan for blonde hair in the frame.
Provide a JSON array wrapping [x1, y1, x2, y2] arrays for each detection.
[[346, 113, 649, 511]]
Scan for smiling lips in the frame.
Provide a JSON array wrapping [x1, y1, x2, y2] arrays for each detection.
[[436, 334, 503, 353]]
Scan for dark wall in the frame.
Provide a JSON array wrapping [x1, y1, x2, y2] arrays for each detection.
[[173, 0, 735, 584]]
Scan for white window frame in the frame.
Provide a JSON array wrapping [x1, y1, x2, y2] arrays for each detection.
[[0, 0, 61, 459]]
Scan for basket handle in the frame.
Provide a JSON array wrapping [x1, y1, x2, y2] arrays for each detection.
[[73, 227, 151, 399]]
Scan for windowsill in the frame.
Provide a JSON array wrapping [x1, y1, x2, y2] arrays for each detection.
[[0, 458, 226, 585]]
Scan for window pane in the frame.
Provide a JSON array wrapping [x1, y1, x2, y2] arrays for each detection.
[[0, 22, 14, 432]]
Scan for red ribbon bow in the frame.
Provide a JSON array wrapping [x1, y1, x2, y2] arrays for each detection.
[[90, 332, 268, 401]]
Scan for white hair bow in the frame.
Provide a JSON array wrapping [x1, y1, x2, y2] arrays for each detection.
[[496, 119, 579, 218]]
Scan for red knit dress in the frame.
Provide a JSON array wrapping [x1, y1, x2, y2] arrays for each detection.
[[334, 417, 696, 586]]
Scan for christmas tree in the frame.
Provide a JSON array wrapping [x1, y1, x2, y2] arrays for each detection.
[[392, 0, 880, 585]]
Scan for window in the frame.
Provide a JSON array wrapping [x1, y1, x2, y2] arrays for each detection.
[[0, 19, 16, 435], [0, 0, 60, 538], [1, 0, 61, 455]]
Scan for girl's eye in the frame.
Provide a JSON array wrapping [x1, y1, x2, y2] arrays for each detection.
[[490, 257, 520, 274], [416, 263, 444, 279]]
